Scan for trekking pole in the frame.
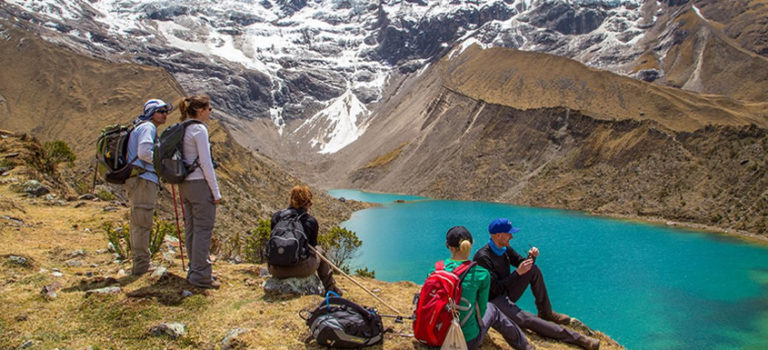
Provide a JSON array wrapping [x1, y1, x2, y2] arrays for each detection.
[[170, 185, 186, 271], [308, 245, 404, 316]]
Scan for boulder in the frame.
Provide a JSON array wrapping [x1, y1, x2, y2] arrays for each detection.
[[10, 180, 50, 197], [262, 274, 323, 296]]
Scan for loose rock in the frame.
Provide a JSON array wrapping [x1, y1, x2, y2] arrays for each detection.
[[8, 255, 29, 267], [68, 249, 87, 258], [10, 180, 50, 197], [258, 266, 270, 277], [41, 281, 62, 300], [150, 266, 168, 280], [149, 322, 186, 339], [65, 259, 82, 267], [222, 328, 251, 349], [85, 286, 121, 297]]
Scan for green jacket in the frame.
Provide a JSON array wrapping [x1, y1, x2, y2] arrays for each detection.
[[431, 259, 491, 342]]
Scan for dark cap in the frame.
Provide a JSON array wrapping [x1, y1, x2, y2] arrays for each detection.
[[446, 226, 473, 247]]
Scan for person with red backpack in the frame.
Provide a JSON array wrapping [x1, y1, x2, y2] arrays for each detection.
[[473, 218, 600, 350], [415, 226, 532, 350]]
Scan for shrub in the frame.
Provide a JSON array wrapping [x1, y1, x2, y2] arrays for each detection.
[[104, 222, 130, 260], [244, 218, 271, 263], [355, 267, 375, 278], [96, 190, 116, 201], [319, 226, 362, 273], [103, 216, 176, 261], [43, 140, 76, 165]]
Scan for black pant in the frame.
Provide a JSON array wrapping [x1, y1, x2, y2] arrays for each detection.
[[494, 264, 582, 345], [508, 264, 553, 315], [491, 295, 582, 344]]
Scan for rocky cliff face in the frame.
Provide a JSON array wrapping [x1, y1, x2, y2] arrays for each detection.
[[322, 47, 768, 236], [2, 0, 727, 157]]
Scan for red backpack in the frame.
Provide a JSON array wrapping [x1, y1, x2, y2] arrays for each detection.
[[413, 260, 476, 346]]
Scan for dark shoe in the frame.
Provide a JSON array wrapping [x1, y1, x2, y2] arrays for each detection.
[[575, 335, 600, 350], [538, 310, 571, 325], [190, 280, 220, 290]]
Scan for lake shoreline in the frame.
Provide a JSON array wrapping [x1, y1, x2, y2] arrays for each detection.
[[590, 211, 768, 246]]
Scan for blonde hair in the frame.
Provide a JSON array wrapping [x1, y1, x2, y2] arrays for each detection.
[[176, 95, 210, 121], [289, 185, 313, 209], [458, 240, 472, 256]]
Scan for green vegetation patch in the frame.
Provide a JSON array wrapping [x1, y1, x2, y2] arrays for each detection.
[[364, 142, 408, 169]]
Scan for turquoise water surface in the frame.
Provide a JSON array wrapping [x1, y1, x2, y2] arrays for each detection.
[[330, 190, 768, 350]]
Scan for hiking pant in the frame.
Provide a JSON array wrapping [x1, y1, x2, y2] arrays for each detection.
[[491, 295, 582, 345], [466, 303, 533, 350], [180, 180, 217, 287], [508, 264, 554, 316], [268, 246, 337, 291], [125, 176, 158, 276]]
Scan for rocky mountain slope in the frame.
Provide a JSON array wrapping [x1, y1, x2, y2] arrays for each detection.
[[8, 0, 767, 158], [320, 46, 768, 237], [0, 25, 360, 254], [0, 131, 621, 349]]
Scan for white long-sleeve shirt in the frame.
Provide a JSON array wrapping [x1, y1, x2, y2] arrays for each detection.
[[182, 123, 221, 200]]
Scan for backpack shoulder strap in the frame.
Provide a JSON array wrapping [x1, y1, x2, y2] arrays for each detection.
[[434, 260, 445, 272], [452, 261, 477, 283]]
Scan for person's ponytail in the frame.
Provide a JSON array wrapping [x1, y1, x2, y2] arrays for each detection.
[[174, 95, 210, 121], [459, 239, 472, 257]]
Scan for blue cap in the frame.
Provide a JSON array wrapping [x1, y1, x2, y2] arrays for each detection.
[[488, 218, 521, 234]]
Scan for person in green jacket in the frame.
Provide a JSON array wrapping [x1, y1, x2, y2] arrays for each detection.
[[438, 226, 533, 350]]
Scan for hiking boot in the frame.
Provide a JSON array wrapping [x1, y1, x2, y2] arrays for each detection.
[[538, 310, 571, 325], [575, 335, 600, 350], [190, 280, 220, 290]]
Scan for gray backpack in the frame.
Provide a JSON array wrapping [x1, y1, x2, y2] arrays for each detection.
[[302, 296, 385, 348], [153, 119, 202, 184]]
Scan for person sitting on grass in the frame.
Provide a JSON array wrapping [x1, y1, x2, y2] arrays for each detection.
[[473, 218, 600, 350]]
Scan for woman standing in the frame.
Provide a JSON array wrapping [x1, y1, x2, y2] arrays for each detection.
[[177, 94, 222, 289]]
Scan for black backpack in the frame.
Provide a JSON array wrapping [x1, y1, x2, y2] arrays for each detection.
[[267, 210, 309, 266], [153, 119, 202, 184], [303, 296, 385, 348], [96, 123, 142, 184]]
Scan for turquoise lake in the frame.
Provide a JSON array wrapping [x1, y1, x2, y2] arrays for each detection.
[[327, 189, 768, 350]]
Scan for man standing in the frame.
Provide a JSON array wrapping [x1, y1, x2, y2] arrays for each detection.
[[125, 99, 170, 276], [473, 218, 600, 350]]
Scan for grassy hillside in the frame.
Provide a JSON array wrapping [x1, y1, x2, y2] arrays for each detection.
[[0, 131, 621, 349]]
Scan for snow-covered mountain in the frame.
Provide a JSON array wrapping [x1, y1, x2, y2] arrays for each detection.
[[3, 0, 672, 154]]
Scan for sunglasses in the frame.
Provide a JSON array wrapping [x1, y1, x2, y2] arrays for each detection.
[[156, 109, 169, 114]]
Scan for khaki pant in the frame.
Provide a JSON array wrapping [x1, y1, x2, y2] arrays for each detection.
[[125, 176, 158, 275], [180, 180, 217, 287], [268, 246, 337, 291]]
